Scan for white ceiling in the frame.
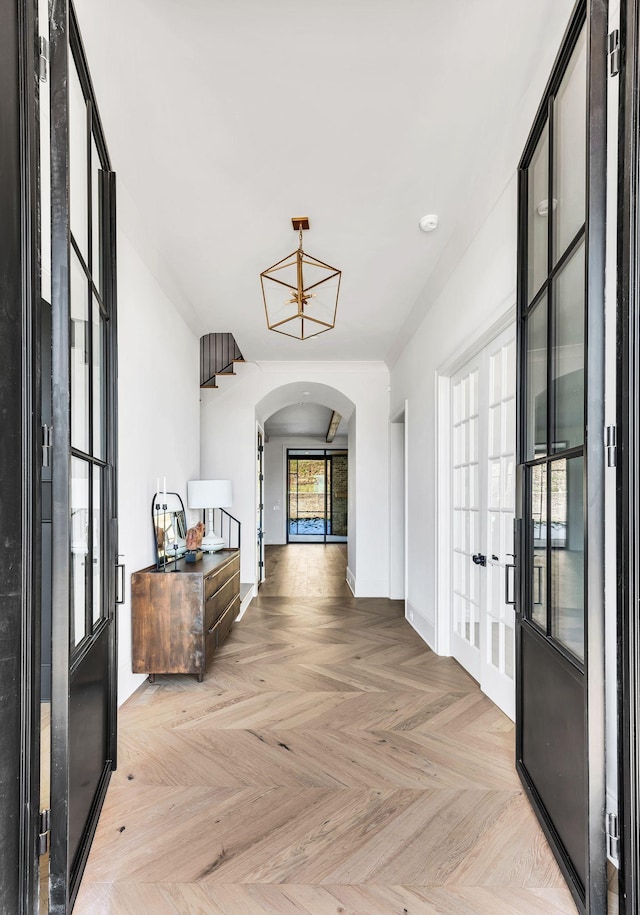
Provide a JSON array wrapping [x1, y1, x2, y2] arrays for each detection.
[[264, 403, 347, 439], [74, 0, 575, 364]]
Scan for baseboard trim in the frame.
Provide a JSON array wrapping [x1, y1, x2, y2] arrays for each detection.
[[237, 583, 254, 620], [406, 601, 436, 651], [346, 566, 356, 595]]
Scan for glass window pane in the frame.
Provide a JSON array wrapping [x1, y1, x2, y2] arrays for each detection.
[[91, 135, 103, 292], [71, 458, 89, 647], [92, 466, 102, 626], [554, 26, 587, 261], [527, 123, 549, 302], [71, 251, 90, 453], [93, 297, 105, 459], [553, 241, 585, 451], [551, 456, 584, 661], [530, 464, 547, 631], [69, 56, 88, 261], [526, 295, 547, 460]]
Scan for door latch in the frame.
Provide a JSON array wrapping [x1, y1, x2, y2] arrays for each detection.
[[472, 553, 486, 567], [116, 556, 125, 604]]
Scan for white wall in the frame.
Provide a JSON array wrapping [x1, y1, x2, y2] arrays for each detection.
[[389, 412, 406, 600], [117, 232, 200, 704], [200, 362, 390, 597], [391, 177, 518, 647], [263, 436, 348, 545]]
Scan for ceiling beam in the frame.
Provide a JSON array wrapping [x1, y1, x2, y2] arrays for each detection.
[[326, 411, 341, 443]]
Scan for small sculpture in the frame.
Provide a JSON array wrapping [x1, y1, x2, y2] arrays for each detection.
[[186, 521, 206, 551]]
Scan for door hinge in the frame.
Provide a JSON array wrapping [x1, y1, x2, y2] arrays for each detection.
[[259, 560, 264, 568], [42, 424, 53, 467], [38, 809, 50, 856], [259, 474, 264, 482], [257, 444, 264, 454], [607, 812, 620, 862], [606, 425, 617, 467], [39, 36, 49, 82], [609, 29, 620, 77]]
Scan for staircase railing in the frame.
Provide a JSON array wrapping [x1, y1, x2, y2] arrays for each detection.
[[214, 507, 241, 550]]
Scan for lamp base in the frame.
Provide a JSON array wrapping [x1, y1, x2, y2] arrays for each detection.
[[201, 535, 225, 553]]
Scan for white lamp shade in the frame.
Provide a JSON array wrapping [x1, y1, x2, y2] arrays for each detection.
[[187, 479, 233, 509]]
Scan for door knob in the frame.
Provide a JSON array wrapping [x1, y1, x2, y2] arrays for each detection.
[[472, 553, 487, 566]]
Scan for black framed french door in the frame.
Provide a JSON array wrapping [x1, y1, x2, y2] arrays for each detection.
[[286, 449, 348, 544], [515, 1, 607, 912], [49, 2, 119, 911], [0, 0, 42, 912], [617, 0, 640, 911]]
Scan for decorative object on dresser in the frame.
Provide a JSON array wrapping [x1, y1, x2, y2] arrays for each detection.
[[152, 489, 188, 569], [187, 479, 233, 552], [131, 549, 241, 682]]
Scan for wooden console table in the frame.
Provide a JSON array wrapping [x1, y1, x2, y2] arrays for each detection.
[[131, 549, 240, 682]]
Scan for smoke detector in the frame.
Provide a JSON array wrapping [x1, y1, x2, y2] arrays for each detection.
[[419, 214, 439, 232]]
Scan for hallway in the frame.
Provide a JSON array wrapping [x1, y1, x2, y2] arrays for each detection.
[[74, 550, 575, 914], [259, 544, 351, 597]]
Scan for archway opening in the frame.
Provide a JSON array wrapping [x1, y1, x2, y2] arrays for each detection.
[[255, 383, 356, 595]]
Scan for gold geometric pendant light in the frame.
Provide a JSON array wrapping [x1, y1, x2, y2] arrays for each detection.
[[260, 217, 341, 340]]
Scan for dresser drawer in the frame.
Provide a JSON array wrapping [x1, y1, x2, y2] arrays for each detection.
[[216, 594, 240, 646], [205, 570, 240, 631], [205, 593, 241, 660], [204, 553, 240, 601]]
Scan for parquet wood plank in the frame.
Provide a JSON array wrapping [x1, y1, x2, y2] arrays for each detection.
[[74, 545, 576, 913]]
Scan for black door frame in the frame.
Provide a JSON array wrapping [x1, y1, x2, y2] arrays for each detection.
[[0, 0, 41, 912], [617, 1, 640, 910], [286, 448, 348, 544], [515, 1, 608, 911]]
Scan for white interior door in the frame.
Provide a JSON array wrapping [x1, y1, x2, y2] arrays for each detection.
[[482, 329, 516, 720], [451, 352, 484, 681], [450, 325, 516, 719]]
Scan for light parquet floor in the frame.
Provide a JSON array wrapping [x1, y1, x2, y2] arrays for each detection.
[[75, 550, 576, 914], [258, 544, 351, 598]]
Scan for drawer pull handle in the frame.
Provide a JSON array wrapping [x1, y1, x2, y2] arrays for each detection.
[[208, 595, 240, 633]]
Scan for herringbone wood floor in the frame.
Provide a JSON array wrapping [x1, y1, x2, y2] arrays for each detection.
[[74, 548, 577, 914]]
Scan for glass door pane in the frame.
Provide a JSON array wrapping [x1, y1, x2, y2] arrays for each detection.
[[525, 295, 548, 460], [554, 26, 587, 261], [68, 61, 88, 260], [550, 456, 584, 661], [288, 456, 327, 541], [70, 458, 89, 648], [70, 252, 90, 453], [553, 241, 585, 452], [529, 463, 547, 631], [527, 123, 549, 302]]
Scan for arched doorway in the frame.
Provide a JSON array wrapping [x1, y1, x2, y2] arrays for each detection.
[[255, 383, 355, 592]]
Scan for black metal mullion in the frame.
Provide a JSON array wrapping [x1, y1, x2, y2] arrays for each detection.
[[49, 0, 73, 907], [546, 93, 555, 639], [85, 97, 95, 639], [583, 0, 608, 907], [69, 234, 107, 317]]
